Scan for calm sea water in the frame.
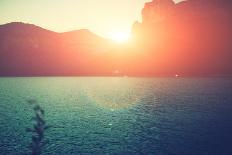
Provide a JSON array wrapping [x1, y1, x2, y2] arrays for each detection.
[[0, 77, 232, 155]]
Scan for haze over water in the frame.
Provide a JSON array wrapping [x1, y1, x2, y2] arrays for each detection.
[[0, 77, 232, 155]]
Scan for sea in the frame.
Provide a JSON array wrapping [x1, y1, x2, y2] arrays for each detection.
[[0, 77, 232, 155]]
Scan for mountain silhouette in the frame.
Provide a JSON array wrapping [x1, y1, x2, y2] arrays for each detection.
[[0, 0, 232, 76], [132, 0, 232, 76], [0, 22, 116, 76]]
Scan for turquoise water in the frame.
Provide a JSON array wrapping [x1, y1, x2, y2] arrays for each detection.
[[0, 77, 232, 155]]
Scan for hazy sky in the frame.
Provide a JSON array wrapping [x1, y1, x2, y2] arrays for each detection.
[[0, 0, 183, 38]]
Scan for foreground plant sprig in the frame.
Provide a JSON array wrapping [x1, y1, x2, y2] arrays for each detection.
[[26, 99, 50, 155]]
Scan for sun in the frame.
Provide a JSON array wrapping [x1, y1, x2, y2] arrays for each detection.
[[110, 31, 130, 43]]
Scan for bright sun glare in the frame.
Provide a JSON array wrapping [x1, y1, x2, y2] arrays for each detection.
[[110, 31, 130, 43]]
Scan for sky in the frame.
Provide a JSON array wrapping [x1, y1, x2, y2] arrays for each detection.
[[0, 0, 183, 38]]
